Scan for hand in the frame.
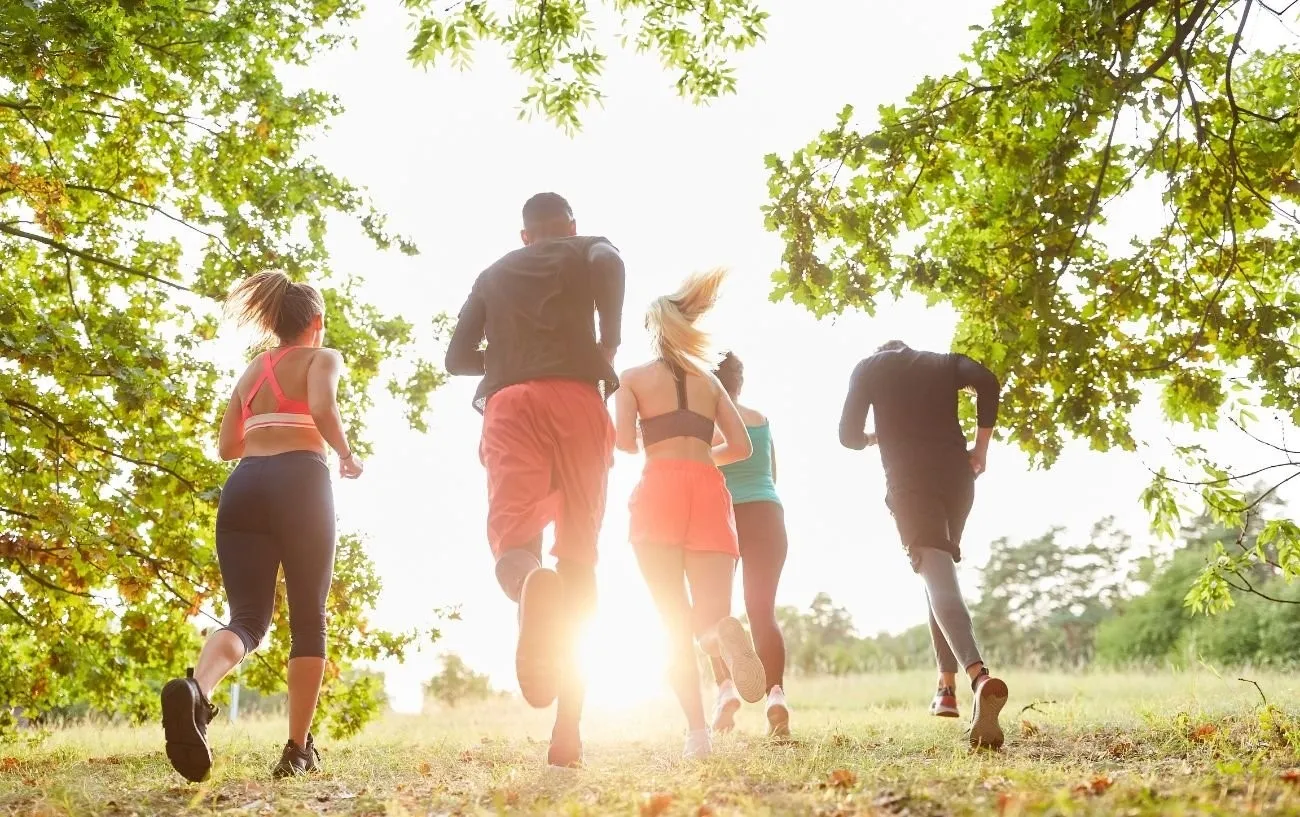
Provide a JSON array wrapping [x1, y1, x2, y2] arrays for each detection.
[[968, 447, 986, 477], [339, 451, 364, 479], [864, 432, 878, 447]]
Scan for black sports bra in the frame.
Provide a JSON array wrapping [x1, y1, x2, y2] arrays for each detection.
[[639, 363, 715, 446]]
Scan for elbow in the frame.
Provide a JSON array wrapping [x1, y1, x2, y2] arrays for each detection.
[[219, 441, 242, 461], [444, 350, 468, 376], [839, 428, 866, 451], [616, 439, 639, 455], [735, 438, 754, 461]]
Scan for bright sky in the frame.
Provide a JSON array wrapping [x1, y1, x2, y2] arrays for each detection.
[[243, 0, 1299, 711]]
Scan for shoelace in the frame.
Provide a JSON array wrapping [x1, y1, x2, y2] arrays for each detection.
[[935, 686, 956, 698]]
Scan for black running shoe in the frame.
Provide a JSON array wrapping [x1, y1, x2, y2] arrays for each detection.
[[161, 668, 219, 782], [271, 734, 320, 778]]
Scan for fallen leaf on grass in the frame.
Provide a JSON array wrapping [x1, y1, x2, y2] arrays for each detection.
[[640, 792, 675, 816], [0, 757, 17, 771], [1020, 720, 1039, 737], [21, 778, 36, 787], [997, 791, 1029, 815], [457, 750, 474, 762], [1191, 723, 1217, 742], [696, 807, 715, 817], [1072, 776, 1113, 797], [418, 761, 432, 776], [825, 768, 858, 789], [1107, 739, 1137, 758], [1281, 769, 1300, 784]]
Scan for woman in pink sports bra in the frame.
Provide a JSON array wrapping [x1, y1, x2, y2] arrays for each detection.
[[160, 271, 362, 783]]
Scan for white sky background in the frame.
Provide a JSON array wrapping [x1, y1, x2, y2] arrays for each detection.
[[246, 1, 1300, 711]]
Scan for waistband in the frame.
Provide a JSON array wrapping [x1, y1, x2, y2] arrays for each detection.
[[641, 458, 722, 476], [237, 449, 328, 467]]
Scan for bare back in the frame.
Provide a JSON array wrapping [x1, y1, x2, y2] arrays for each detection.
[[626, 361, 722, 462], [237, 347, 328, 457]]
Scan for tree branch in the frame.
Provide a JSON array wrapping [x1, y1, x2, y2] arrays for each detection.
[[0, 224, 193, 293], [64, 183, 240, 262]]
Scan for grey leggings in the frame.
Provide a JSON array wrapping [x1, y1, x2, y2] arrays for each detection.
[[915, 546, 982, 673]]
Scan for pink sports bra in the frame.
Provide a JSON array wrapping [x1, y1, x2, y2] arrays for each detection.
[[241, 348, 317, 434]]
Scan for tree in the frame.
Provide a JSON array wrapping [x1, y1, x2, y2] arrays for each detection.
[[763, 0, 1300, 609], [403, 0, 770, 132], [0, 1, 443, 738], [972, 519, 1131, 666], [424, 653, 495, 708]]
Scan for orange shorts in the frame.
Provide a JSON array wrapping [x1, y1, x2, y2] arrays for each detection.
[[628, 459, 738, 556]]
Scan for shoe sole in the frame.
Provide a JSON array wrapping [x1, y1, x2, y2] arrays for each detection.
[[712, 697, 741, 733], [516, 568, 564, 708], [716, 617, 765, 704], [767, 703, 790, 738], [161, 679, 212, 783], [932, 707, 960, 718], [969, 678, 1008, 750]]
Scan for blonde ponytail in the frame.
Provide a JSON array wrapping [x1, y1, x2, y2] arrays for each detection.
[[646, 267, 728, 373], [225, 271, 324, 345]]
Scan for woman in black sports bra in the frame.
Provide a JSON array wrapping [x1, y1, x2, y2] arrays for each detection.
[[613, 267, 766, 759]]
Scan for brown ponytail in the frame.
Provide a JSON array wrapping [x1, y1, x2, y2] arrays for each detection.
[[225, 271, 324, 344]]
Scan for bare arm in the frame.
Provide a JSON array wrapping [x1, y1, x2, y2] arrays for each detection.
[[770, 436, 777, 484], [838, 359, 874, 450], [217, 389, 244, 461], [613, 371, 640, 454], [306, 349, 352, 458], [589, 241, 625, 360], [445, 290, 487, 376], [711, 381, 753, 466]]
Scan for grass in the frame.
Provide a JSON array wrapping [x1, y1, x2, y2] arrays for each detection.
[[3, 670, 1300, 816]]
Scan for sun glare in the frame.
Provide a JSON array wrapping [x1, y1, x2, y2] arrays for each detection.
[[577, 590, 670, 709]]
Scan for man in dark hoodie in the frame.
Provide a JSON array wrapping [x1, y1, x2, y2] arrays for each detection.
[[839, 340, 1009, 749], [445, 193, 624, 767]]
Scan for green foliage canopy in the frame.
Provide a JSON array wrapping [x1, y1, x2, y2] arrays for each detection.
[[403, 0, 769, 132], [0, 0, 442, 737]]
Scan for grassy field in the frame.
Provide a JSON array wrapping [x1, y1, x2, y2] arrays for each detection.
[[3, 670, 1300, 816]]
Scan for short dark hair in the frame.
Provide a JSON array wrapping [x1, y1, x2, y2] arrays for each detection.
[[522, 192, 574, 238], [876, 339, 908, 354]]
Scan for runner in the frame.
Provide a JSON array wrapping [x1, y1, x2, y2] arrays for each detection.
[[708, 352, 791, 738], [162, 271, 364, 782], [444, 193, 623, 768], [838, 340, 1009, 750], [614, 268, 765, 760]]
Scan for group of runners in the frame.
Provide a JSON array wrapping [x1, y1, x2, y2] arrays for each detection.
[[158, 193, 1010, 782]]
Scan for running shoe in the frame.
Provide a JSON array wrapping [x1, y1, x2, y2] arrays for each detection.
[[930, 685, 960, 718], [160, 668, 219, 782], [714, 617, 765, 703], [271, 734, 320, 778], [683, 728, 712, 760], [967, 669, 1008, 750], [516, 568, 564, 708], [766, 685, 791, 737], [711, 679, 742, 733]]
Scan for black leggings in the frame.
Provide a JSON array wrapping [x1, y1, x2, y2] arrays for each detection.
[[711, 501, 787, 690], [215, 451, 335, 659]]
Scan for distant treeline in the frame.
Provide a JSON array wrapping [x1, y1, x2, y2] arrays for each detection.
[[776, 495, 1300, 674]]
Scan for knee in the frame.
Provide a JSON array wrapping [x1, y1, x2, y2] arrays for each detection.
[[288, 611, 328, 660], [222, 617, 268, 656]]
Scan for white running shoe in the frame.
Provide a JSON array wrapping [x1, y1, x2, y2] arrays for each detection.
[[711, 679, 742, 733], [766, 685, 791, 738], [683, 728, 712, 760], [715, 617, 766, 703]]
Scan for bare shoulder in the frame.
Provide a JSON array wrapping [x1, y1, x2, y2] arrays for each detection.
[[619, 360, 658, 385], [738, 405, 767, 425]]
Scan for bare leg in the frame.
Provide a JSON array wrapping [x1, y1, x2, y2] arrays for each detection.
[[193, 630, 246, 698], [634, 544, 706, 731], [683, 551, 737, 651], [286, 657, 326, 747]]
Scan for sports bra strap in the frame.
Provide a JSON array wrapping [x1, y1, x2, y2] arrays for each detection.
[[671, 363, 688, 410], [243, 347, 297, 414]]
